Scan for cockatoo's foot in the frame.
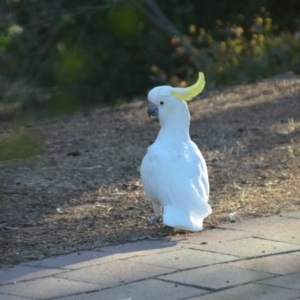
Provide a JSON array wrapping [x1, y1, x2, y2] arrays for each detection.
[[147, 215, 162, 225]]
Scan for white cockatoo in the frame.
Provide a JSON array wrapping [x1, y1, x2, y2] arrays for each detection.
[[140, 72, 211, 231]]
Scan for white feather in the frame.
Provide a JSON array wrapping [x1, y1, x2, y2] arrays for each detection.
[[140, 85, 211, 231]]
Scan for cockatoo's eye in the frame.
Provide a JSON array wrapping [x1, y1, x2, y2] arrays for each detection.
[[160, 101, 164, 105]]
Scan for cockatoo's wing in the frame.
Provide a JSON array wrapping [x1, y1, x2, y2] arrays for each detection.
[[141, 140, 211, 231]]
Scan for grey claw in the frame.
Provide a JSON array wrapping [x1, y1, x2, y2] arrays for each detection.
[[147, 216, 162, 225]]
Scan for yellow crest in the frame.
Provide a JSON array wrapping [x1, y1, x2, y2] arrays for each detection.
[[171, 72, 205, 101]]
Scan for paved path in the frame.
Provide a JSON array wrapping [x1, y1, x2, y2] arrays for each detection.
[[1, 211, 300, 300]]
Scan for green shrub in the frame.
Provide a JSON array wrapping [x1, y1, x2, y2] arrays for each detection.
[[153, 8, 300, 89], [0, 129, 41, 160], [0, 1, 299, 117]]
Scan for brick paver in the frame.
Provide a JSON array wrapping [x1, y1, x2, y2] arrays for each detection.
[[219, 215, 300, 235], [1, 211, 300, 300], [0, 277, 100, 299], [257, 233, 300, 246], [0, 265, 66, 284], [100, 239, 179, 254], [190, 236, 300, 257], [23, 251, 111, 269], [127, 248, 239, 269], [188, 283, 300, 300], [229, 253, 300, 275], [170, 228, 253, 245], [56, 260, 173, 287], [56, 279, 208, 300], [0, 295, 34, 300], [159, 264, 274, 289], [258, 272, 300, 290]]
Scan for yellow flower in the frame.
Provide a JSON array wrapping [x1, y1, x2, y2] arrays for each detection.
[[150, 65, 159, 73], [256, 17, 264, 25], [189, 24, 196, 34], [8, 24, 23, 36], [217, 66, 224, 73], [220, 41, 227, 53], [235, 26, 244, 37]]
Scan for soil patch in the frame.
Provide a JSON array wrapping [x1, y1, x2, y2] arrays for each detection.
[[1, 74, 300, 267]]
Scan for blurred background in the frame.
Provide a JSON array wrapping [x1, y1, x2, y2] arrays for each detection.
[[0, 0, 300, 120]]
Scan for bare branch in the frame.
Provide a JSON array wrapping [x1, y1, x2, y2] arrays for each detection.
[[128, 0, 194, 58]]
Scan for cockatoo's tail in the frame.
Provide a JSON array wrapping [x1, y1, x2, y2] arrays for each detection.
[[171, 72, 205, 101]]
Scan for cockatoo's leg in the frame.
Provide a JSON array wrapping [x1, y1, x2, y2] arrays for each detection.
[[147, 201, 162, 224]]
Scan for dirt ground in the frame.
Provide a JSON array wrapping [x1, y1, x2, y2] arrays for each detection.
[[1, 73, 300, 267]]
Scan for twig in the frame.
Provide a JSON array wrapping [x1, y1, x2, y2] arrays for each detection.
[[128, 0, 194, 58]]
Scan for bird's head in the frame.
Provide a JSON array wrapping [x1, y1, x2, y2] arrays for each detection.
[[147, 73, 205, 123]]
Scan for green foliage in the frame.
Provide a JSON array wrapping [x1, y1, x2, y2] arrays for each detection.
[[189, 29, 300, 89], [0, 128, 41, 161], [56, 46, 89, 85], [0, 0, 300, 118], [107, 3, 142, 40], [0, 34, 10, 53], [152, 5, 300, 89]]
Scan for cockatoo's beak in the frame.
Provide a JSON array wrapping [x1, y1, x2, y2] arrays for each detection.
[[171, 72, 205, 101], [147, 103, 159, 118]]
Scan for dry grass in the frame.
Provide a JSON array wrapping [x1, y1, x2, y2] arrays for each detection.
[[1, 73, 300, 267]]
